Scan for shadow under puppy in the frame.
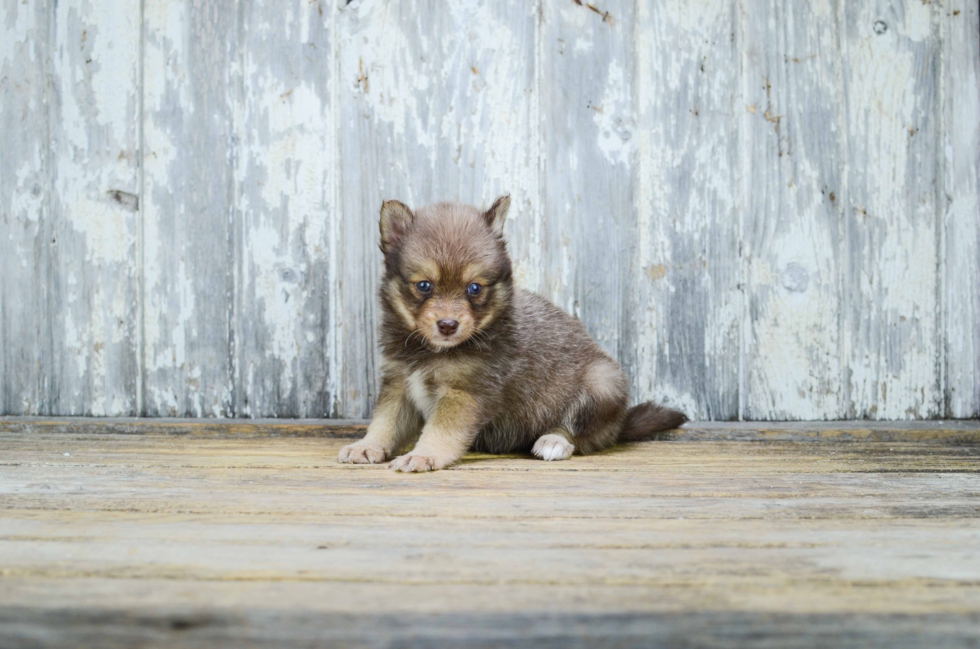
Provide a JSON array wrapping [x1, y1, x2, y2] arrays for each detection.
[[339, 195, 687, 473]]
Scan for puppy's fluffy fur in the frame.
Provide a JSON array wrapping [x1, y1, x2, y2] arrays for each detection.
[[338, 196, 687, 473]]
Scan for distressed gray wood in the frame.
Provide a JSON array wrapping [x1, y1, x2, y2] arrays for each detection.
[[0, 0, 47, 414], [539, 0, 637, 385], [336, 0, 538, 417], [0, 0, 978, 421], [635, 0, 741, 420], [943, 0, 980, 419], [46, 0, 141, 416], [842, 0, 942, 419], [236, 0, 336, 417], [3, 610, 979, 649], [141, 0, 238, 416], [741, 0, 845, 420]]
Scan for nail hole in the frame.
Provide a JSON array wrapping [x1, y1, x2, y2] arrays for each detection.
[[107, 189, 139, 212]]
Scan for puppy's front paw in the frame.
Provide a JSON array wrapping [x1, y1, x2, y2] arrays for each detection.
[[338, 441, 389, 464], [532, 434, 575, 461], [388, 453, 452, 473]]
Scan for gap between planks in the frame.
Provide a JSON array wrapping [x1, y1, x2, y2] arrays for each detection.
[[1, 418, 978, 443]]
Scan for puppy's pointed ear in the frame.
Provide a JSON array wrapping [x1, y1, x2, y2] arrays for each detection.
[[483, 194, 510, 233], [379, 199, 414, 254]]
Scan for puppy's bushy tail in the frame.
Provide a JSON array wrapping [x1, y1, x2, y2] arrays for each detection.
[[620, 402, 688, 441]]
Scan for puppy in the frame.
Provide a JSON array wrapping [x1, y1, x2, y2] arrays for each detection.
[[338, 195, 687, 473]]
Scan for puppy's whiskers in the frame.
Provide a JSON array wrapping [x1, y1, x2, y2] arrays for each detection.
[[404, 330, 427, 350], [474, 329, 493, 353]]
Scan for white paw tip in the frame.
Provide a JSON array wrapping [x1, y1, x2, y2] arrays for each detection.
[[532, 434, 574, 461]]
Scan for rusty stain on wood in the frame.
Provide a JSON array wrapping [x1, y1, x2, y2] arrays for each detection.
[[584, 3, 614, 25]]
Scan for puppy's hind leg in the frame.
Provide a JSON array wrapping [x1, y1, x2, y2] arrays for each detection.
[[564, 359, 629, 455], [531, 360, 628, 462], [532, 429, 575, 461]]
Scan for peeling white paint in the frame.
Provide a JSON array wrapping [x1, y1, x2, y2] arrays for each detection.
[[739, 0, 848, 420], [592, 59, 631, 167], [636, 0, 740, 419], [12, 161, 44, 223], [943, 0, 980, 418], [843, 0, 941, 418], [1, 0, 977, 420], [0, 3, 37, 66], [64, 199, 133, 264], [42, 0, 142, 415], [242, 224, 300, 400], [234, 0, 337, 417], [1, 0, 46, 415]]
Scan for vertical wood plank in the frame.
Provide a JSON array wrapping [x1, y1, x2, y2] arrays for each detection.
[[539, 0, 637, 387], [236, 0, 335, 417], [943, 0, 980, 418], [3, 0, 977, 421], [0, 0, 47, 414], [842, 0, 941, 418], [740, 0, 845, 420], [45, 0, 141, 415], [337, 0, 538, 417], [142, 0, 238, 416], [635, 0, 740, 420]]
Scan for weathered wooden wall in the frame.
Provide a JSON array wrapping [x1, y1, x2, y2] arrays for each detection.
[[1, 0, 978, 420]]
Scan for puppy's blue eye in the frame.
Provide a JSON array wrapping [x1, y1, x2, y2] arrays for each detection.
[[467, 283, 482, 296], [416, 281, 432, 293]]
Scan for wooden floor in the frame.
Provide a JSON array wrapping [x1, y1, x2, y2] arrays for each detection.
[[1, 419, 979, 648]]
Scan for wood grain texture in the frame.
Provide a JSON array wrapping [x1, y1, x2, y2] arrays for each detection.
[[236, 0, 336, 417], [4, 610, 979, 649], [943, 0, 980, 418], [1, 426, 979, 646], [0, 0, 978, 420], [46, 0, 141, 416], [336, 0, 538, 417], [636, 0, 740, 420], [741, 0, 845, 420], [141, 0, 238, 417], [842, 0, 942, 419], [540, 0, 637, 378], [0, 0, 47, 414]]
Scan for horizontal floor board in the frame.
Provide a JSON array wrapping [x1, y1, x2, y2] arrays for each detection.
[[1, 425, 978, 647], [4, 608, 980, 649]]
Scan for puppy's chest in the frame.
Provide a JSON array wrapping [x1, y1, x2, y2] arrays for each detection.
[[403, 356, 484, 421], [406, 370, 438, 420]]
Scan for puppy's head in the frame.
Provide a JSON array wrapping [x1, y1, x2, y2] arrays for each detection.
[[379, 196, 513, 350]]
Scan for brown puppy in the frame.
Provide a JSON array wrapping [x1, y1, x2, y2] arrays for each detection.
[[338, 196, 687, 473]]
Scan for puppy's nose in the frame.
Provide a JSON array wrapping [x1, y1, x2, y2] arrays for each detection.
[[437, 319, 459, 336]]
